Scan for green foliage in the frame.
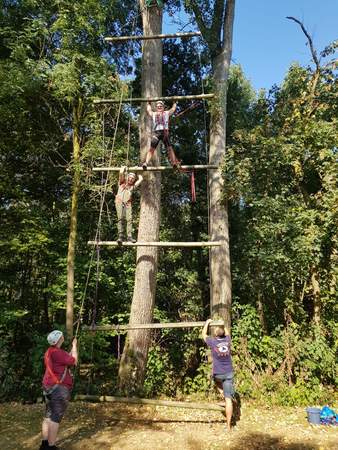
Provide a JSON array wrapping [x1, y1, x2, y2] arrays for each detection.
[[0, 0, 336, 407], [230, 304, 337, 405], [144, 345, 175, 397], [181, 347, 212, 395]]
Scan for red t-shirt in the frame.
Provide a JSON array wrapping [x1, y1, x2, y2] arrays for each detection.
[[42, 347, 76, 390]]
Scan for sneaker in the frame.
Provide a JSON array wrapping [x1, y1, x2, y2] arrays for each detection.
[[173, 160, 181, 170], [127, 236, 136, 243], [39, 441, 49, 450], [117, 235, 123, 244], [142, 162, 148, 170], [47, 445, 60, 450]]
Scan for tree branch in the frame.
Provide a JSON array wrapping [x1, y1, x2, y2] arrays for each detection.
[[210, 0, 226, 49], [222, 0, 235, 56], [286, 16, 320, 70], [189, 0, 209, 40], [287, 16, 322, 112]]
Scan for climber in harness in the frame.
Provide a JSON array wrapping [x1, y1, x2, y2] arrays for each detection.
[[115, 166, 143, 243], [39, 330, 78, 450], [142, 100, 181, 170]]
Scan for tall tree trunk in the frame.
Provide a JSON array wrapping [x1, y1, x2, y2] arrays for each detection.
[[256, 292, 267, 334], [66, 99, 83, 338], [118, 0, 162, 393], [190, 0, 235, 328], [311, 267, 321, 325], [43, 273, 50, 329]]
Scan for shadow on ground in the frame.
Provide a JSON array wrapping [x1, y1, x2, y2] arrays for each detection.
[[230, 432, 322, 450]]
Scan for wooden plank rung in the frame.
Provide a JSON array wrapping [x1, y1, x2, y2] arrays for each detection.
[[92, 165, 219, 172], [105, 32, 201, 42], [75, 394, 224, 412], [93, 94, 214, 105], [87, 241, 224, 247], [82, 320, 224, 331]]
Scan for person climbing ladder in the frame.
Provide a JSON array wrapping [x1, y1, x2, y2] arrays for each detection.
[[142, 100, 181, 170], [115, 166, 143, 243]]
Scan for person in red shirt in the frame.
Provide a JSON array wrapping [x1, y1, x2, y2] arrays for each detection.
[[40, 330, 78, 450]]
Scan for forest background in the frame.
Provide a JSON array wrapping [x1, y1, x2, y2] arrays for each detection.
[[0, 0, 337, 406]]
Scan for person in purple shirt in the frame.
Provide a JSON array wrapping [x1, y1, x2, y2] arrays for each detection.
[[202, 318, 234, 430]]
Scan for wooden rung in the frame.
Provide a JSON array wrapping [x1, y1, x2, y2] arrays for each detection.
[[82, 320, 224, 331], [87, 241, 224, 247], [93, 93, 214, 105], [75, 394, 224, 412], [105, 32, 201, 42], [92, 165, 219, 172]]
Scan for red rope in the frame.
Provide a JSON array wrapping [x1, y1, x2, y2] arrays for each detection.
[[179, 167, 196, 203], [191, 170, 196, 202]]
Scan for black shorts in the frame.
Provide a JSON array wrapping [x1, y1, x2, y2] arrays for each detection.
[[213, 372, 235, 399], [151, 130, 171, 149], [43, 385, 71, 423]]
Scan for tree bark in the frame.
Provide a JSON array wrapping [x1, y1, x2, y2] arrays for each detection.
[[256, 292, 267, 334], [118, 0, 162, 394], [311, 267, 321, 325], [66, 99, 83, 338], [190, 0, 235, 328]]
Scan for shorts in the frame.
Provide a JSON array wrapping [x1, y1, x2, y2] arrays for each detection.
[[213, 372, 234, 399], [43, 385, 71, 423], [151, 130, 171, 149]]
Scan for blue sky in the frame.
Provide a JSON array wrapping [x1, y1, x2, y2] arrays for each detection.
[[164, 0, 338, 91]]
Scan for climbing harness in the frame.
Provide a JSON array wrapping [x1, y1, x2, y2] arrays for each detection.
[[43, 347, 69, 398]]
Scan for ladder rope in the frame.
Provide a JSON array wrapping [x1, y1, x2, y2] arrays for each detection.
[[74, 7, 140, 337]]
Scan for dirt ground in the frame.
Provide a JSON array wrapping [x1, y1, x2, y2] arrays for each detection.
[[0, 401, 337, 450]]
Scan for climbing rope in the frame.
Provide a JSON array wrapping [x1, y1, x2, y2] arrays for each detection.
[[74, 6, 140, 338]]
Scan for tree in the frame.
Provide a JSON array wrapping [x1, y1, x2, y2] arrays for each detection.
[[186, 0, 236, 327], [118, 0, 163, 393], [224, 32, 338, 330], [42, 0, 136, 337]]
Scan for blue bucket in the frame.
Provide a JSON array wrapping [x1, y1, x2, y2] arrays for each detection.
[[306, 407, 321, 425]]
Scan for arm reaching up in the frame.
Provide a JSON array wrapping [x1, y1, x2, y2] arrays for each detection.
[[69, 337, 78, 365], [119, 166, 127, 183], [168, 102, 177, 115], [134, 174, 143, 188], [202, 318, 212, 343]]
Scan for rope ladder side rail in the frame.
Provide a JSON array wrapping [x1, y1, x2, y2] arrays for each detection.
[[105, 31, 202, 42], [93, 93, 214, 104], [82, 320, 224, 331], [87, 241, 225, 247], [74, 394, 224, 412]]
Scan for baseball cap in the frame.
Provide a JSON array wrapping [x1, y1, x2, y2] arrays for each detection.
[[47, 330, 63, 346], [156, 101, 164, 106], [128, 172, 136, 179]]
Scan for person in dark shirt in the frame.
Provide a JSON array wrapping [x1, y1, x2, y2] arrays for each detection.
[[40, 330, 78, 450], [202, 319, 234, 430]]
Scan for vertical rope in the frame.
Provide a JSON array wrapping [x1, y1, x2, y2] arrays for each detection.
[[117, 333, 121, 360], [74, 6, 140, 337], [126, 118, 131, 166]]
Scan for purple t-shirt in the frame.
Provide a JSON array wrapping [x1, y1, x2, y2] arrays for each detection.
[[205, 336, 233, 375]]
